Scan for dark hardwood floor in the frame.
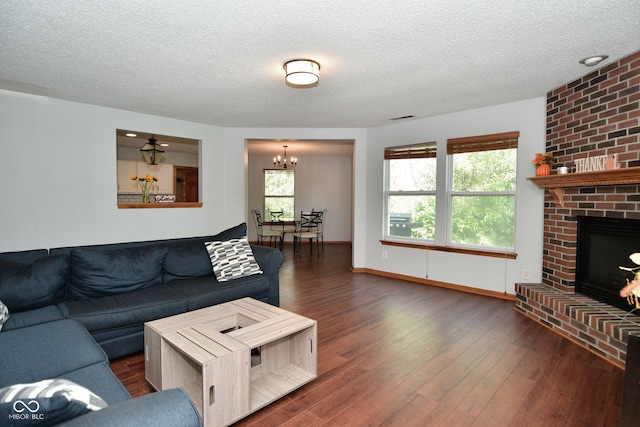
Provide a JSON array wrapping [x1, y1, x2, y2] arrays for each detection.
[[111, 244, 625, 426]]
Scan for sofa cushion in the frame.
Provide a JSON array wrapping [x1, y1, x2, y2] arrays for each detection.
[[0, 320, 107, 389], [212, 222, 248, 241], [0, 249, 49, 265], [0, 305, 64, 331], [68, 247, 168, 300], [58, 284, 186, 333], [162, 223, 247, 282], [0, 255, 69, 312], [59, 389, 201, 427], [0, 379, 107, 426], [165, 274, 270, 311], [162, 241, 213, 282], [59, 362, 131, 405], [205, 238, 263, 282]]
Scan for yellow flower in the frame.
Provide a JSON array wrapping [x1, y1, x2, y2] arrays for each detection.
[[130, 174, 138, 181]]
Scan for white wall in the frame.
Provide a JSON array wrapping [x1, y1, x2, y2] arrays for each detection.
[[0, 89, 227, 251], [1, 88, 546, 295], [365, 98, 547, 295], [247, 153, 353, 243]]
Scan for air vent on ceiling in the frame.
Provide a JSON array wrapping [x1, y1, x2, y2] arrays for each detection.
[[389, 115, 414, 121]]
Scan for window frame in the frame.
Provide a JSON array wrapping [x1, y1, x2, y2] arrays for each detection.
[[382, 132, 520, 257], [263, 168, 295, 221], [383, 142, 438, 242], [445, 131, 519, 251]]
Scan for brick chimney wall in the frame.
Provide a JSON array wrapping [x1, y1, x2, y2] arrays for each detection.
[[515, 51, 639, 368], [543, 51, 640, 292]]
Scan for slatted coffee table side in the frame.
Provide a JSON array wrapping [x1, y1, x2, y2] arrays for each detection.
[[144, 305, 238, 390], [228, 313, 318, 412], [161, 326, 251, 427]]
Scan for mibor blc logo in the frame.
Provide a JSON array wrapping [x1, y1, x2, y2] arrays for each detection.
[[9, 400, 44, 421]]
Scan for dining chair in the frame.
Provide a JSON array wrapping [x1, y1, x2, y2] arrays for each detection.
[[269, 209, 284, 223], [269, 209, 286, 249], [292, 211, 321, 256], [250, 209, 283, 249], [311, 209, 327, 250]]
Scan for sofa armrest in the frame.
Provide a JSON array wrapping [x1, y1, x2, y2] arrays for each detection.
[[251, 244, 283, 306], [57, 388, 201, 427]]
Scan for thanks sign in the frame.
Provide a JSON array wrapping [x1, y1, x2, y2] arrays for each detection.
[[574, 154, 619, 173]]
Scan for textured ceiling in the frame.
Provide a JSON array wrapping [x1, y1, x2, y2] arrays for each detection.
[[1, 1, 639, 128]]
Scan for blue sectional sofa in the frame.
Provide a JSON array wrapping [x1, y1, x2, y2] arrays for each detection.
[[0, 223, 283, 426]]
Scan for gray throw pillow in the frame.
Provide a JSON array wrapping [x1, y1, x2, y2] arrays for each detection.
[[0, 379, 107, 426], [205, 238, 263, 282], [0, 300, 8, 331]]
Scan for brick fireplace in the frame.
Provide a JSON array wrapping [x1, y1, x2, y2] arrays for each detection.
[[515, 50, 640, 368]]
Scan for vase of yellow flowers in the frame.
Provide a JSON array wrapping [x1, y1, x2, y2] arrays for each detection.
[[131, 174, 158, 203], [532, 153, 556, 176]]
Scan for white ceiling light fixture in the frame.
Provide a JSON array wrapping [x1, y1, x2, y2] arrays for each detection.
[[579, 55, 609, 67], [283, 59, 320, 87]]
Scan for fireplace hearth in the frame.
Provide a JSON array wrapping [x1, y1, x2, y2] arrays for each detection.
[[576, 216, 640, 315]]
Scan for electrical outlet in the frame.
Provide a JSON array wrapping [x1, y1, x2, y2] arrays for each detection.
[[382, 250, 388, 259], [522, 268, 530, 280]]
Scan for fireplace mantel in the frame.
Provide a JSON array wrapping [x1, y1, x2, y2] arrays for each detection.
[[527, 167, 640, 207]]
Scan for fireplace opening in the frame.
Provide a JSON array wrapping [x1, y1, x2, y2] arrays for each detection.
[[576, 216, 640, 315]]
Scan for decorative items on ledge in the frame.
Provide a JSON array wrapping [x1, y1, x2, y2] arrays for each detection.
[[531, 152, 556, 176], [117, 202, 203, 209], [131, 174, 158, 203], [527, 167, 640, 207]]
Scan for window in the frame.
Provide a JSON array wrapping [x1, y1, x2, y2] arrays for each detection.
[[383, 131, 519, 253], [447, 132, 518, 250], [264, 169, 295, 220], [384, 142, 437, 240]]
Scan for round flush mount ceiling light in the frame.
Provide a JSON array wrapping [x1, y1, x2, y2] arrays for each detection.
[[579, 55, 609, 67], [283, 59, 320, 87]]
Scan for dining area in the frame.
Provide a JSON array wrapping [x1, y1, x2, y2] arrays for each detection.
[[250, 208, 327, 256]]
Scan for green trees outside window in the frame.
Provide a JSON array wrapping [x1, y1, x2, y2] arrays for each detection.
[[450, 148, 517, 249], [384, 131, 519, 251], [385, 143, 437, 240], [264, 169, 295, 220]]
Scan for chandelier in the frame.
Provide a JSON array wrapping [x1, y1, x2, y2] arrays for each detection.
[[273, 145, 297, 169]]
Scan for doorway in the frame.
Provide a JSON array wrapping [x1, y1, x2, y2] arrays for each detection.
[[174, 166, 198, 202]]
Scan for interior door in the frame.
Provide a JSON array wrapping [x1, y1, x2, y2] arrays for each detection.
[[174, 166, 199, 202]]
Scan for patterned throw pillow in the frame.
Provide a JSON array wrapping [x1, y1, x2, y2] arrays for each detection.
[[0, 379, 107, 426], [205, 238, 263, 282], [0, 299, 8, 331]]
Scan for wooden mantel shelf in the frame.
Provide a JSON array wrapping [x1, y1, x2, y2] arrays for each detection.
[[527, 167, 640, 206]]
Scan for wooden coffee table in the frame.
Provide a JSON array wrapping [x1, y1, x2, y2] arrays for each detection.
[[144, 298, 317, 427]]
